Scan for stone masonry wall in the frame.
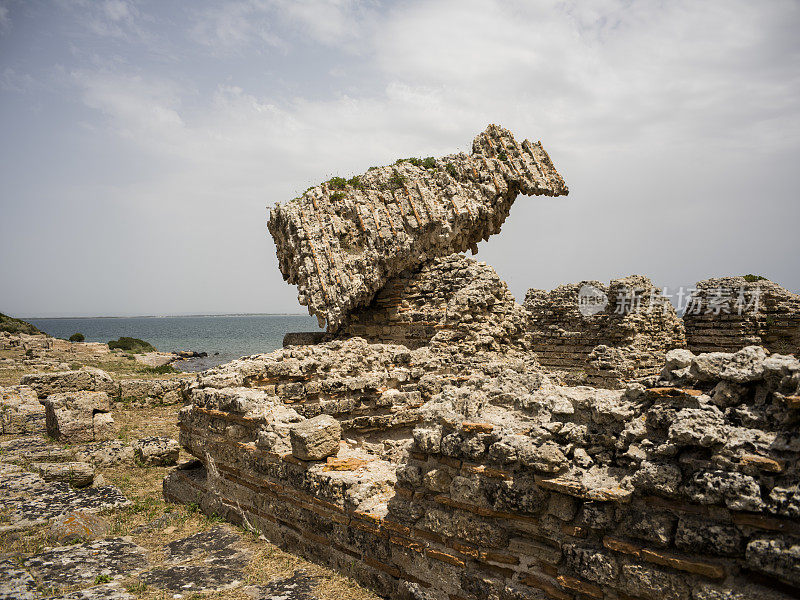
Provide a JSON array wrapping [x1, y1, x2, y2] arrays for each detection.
[[684, 277, 800, 355], [165, 344, 800, 600], [525, 276, 687, 388], [268, 125, 568, 330], [338, 254, 529, 353]]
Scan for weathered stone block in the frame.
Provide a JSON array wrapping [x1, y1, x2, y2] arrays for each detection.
[[134, 437, 180, 466], [32, 462, 94, 488], [289, 415, 341, 461], [42, 391, 114, 443]]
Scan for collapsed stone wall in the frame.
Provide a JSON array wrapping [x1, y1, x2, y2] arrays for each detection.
[[524, 276, 687, 388], [338, 254, 529, 353], [268, 125, 568, 330], [684, 277, 800, 355], [166, 345, 800, 600]]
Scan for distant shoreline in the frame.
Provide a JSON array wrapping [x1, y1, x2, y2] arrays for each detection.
[[23, 313, 310, 320]]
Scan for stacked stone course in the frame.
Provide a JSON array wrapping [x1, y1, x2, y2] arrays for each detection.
[[684, 277, 800, 355], [524, 276, 687, 388], [339, 254, 529, 353]]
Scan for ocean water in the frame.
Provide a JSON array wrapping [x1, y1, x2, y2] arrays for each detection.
[[26, 314, 320, 372]]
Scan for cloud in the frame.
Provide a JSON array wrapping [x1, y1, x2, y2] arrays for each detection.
[[0, 3, 9, 32], [2, 0, 799, 316]]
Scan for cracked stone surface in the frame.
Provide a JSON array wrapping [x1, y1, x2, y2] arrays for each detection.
[[163, 525, 243, 563], [139, 525, 253, 592], [23, 538, 149, 587], [0, 462, 129, 532], [0, 558, 38, 600], [140, 564, 245, 592], [268, 124, 567, 330], [245, 571, 319, 600]]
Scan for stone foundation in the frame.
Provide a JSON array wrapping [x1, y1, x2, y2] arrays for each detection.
[[165, 344, 800, 600]]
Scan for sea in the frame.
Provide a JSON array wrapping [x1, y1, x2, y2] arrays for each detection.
[[26, 314, 320, 372]]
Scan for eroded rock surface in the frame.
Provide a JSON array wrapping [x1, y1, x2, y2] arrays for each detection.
[[268, 125, 567, 330]]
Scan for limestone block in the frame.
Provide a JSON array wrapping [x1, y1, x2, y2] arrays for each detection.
[[42, 391, 113, 443], [0, 385, 44, 434], [32, 462, 95, 488], [133, 436, 180, 466], [48, 510, 110, 544], [21, 367, 116, 399], [289, 415, 342, 460]]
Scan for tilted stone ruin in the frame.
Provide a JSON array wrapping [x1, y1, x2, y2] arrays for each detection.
[[165, 127, 800, 600], [268, 124, 567, 330]]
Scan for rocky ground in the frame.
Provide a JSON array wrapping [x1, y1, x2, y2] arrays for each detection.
[[0, 334, 380, 600]]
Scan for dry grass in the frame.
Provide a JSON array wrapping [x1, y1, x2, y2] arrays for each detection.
[[0, 346, 187, 386]]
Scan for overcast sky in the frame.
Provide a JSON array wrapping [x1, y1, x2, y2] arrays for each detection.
[[1, 0, 798, 318]]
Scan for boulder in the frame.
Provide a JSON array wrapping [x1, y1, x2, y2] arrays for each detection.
[[289, 415, 342, 460], [42, 391, 116, 443], [21, 367, 116, 399], [133, 436, 180, 466], [32, 462, 95, 488]]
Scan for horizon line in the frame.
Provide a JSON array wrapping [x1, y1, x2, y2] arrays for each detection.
[[23, 312, 313, 320]]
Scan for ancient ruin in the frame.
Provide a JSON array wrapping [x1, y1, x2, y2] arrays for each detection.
[[684, 276, 800, 355], [525, 276, 687, 388], [268, 124, 568, 330], [164, 126, 800, 600]]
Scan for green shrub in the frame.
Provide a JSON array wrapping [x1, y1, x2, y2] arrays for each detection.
[[445, 162, 458, 178], [347, 176, 362, 189], [0, 313, 43, 335], [327, 177, 347, 190], [143, 364, 178, 375], [742, 274, 767, 282], [330, 191, 345, 201], [387, 169, 407, 190], [69, 333, 85, 343], [108, 337, 156, 353], [368, 166, 378, 171], [421, 157, 436, 169]]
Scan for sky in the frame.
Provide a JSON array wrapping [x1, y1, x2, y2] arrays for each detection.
[[1, 0, 798, 318]]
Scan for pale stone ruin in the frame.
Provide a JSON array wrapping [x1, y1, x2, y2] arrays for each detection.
[[164, 126, 800, 600]]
